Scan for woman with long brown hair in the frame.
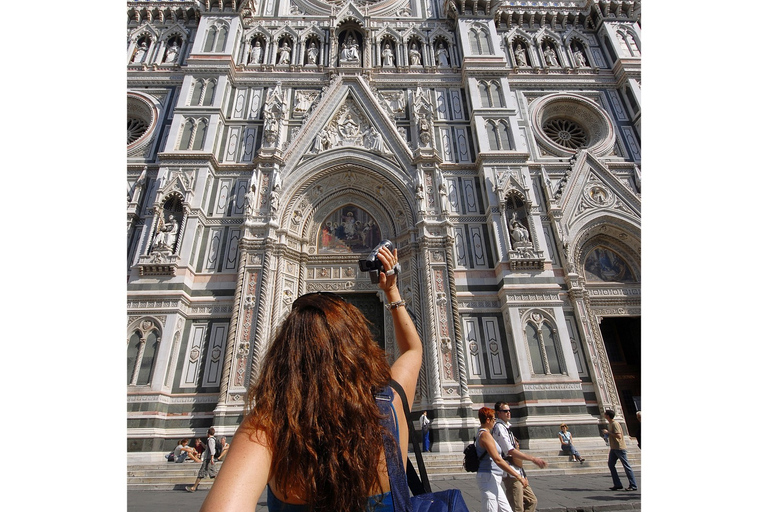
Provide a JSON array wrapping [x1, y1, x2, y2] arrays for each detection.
[[200, 246, 422, 512]]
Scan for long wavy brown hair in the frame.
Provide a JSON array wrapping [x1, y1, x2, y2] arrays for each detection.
[[245, 292, 392, 512]]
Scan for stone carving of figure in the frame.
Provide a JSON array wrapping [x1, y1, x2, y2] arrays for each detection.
[[269, 187, 280, 219], [572, 48, 587, 68], [164, 40, 180, 63], [415, 184, 425, 212], [133, 41, 148, 63], [418, 114, 431, 146], [436, 43, 449, 68], [543, 44, 558, 67], [338, 113, 359, 140], [250, 41, 262, 64], [278, 41, 291, 65], [244, 183, 256, 217], [439, 182, 449, 212], [409, 43, 422, 66], [514, 44, 527, 67], [340, 34, 359, 62], [382, 42, 394, 67], [153, 216, 179, 250], [509, 220, 530, 246], [365, 126, 384, 152], [311, 128, 329, 153], [306, 42, 318, 66]]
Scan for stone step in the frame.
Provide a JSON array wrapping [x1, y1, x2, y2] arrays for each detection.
[[128, 447, 641, 490]]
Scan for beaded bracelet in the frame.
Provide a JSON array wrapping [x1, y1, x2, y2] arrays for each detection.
[[385, 299, 406, 310]]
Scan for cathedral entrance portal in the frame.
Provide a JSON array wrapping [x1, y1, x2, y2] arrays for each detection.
[[599, 316, 641, 437], [338, 293, 386, 349]]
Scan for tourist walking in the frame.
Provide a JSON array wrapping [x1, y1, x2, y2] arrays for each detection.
[[185, 428, 218, 492], [476, 406, 530, 512], [492, 402, 546, 512], [602, 409, 637, 491]]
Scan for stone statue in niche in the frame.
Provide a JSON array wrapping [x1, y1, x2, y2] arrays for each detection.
[[249, 41, 262, 64], [415, 183, 425, 212], [278, 41, 292, 65], [263, 109, 278, 144], [572, 47, 587, 68], [269, 187, 280, 219], [340, 34, 359, 62], [132, 41, 148, 63], [164, 40, 180, 63], [153, 216, 179, 250], [382, 42, 395, 67], [543, 44, 559, 67], [509, 219, 531, 248], [418, 113, 431, 146], [306, 42, 319, 66], [514, 44, 527, 66], [439, 182, 449, 213], [244, 183, 256, 217], [409, 43, 422, 66], [436, 43, 449, 68]]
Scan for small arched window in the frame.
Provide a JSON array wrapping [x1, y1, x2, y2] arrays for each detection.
[[215, 27, 228, 52], [204, 27, 217, 52], [479, 82, 490, 108], [127, 329, 160, 385], [191, 120, 207, 150], [179, 119, 194, 150], [486, 121, 499, 150], [203, 80, 216, 106], [525, 318, 563, 375]]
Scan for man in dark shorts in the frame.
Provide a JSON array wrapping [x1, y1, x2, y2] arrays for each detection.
[[186, 427, 217, 492]]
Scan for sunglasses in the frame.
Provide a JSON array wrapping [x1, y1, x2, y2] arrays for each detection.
[[497, 409, 511, 413], [292, 291, 347, 309]]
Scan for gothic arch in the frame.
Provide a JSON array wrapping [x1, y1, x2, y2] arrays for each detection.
[[376, 26, 403, 45], [127, 316, 163, 386], [278, 151, 416, 235], [519, 308, 566, 376], [129, 23, 160, 44], [569, 218, 641, 283]]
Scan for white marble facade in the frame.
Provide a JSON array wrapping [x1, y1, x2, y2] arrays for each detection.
[[127, 0, 641, 454]]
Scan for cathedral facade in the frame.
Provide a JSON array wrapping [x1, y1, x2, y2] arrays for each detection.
[[127, 0, 641, 455]]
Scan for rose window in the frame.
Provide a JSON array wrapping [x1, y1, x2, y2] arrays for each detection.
[[542, 119, 587, 149], [528, 93, 616, 157], [127, 117, 150, 145]]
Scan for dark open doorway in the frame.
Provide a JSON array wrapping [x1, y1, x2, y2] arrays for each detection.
[[338, 293, 386, 349], [599, 316, 641, 438]]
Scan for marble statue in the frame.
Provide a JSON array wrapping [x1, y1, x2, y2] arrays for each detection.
[[409, 43, 422, 66], [306, 42, 318, 66], [436, 43, 449, 68], [382, 43, 394, 67], [278, 41, 291, 64]]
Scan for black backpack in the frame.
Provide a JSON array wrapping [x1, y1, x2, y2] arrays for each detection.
[[462, 438, 487, 472], [214, 437, 223, 458]]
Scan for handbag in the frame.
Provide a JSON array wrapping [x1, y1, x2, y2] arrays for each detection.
[[376, 381, 471, 512]]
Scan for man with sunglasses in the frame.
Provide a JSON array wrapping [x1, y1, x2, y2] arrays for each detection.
[[492, 402, 547, 512]]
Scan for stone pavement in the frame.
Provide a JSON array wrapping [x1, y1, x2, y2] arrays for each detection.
[[127, 471, 640, 512]]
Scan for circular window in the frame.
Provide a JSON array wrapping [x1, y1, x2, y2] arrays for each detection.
[[127, 92, 159, 156], [529, 93, 615, 157], [542, 119, 587, 149], [128, 117, 149, 145]]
